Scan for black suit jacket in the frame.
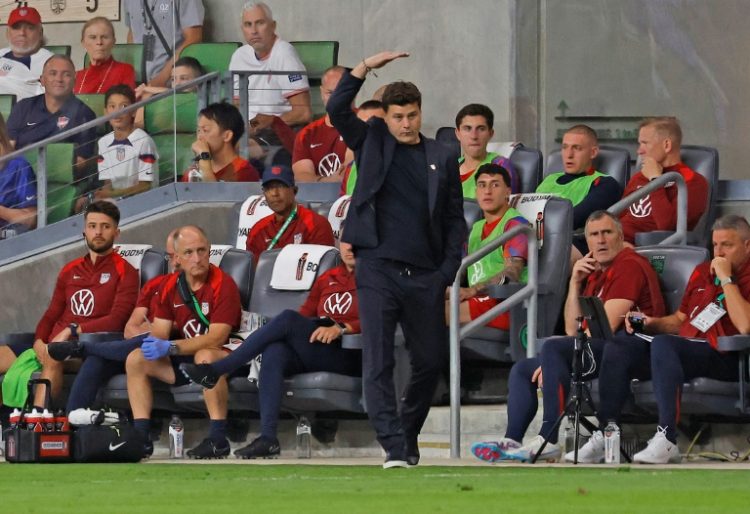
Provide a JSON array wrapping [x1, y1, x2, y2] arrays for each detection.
[[327, 71, 466, 283]]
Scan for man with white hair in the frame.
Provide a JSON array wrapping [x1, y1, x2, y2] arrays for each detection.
[[0, 5, 52, 100]]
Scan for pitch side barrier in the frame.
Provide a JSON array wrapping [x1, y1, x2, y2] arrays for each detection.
[[606, 171, 688, 245], [448, 223, 538, 459]]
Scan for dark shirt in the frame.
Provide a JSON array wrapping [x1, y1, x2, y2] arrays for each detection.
[[358, 140, 436, 268], [552, 172, 623, 229]]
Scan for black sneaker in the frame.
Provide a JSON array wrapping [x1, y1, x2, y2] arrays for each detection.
[[186, 438, 231, 459], [383, 445, 408, 469], [406, 435, 420, 466], [142, 439, 154, 459], [234, 436, 281, 459], [47, 340, 84, 361], [179, 363, 219, 389]]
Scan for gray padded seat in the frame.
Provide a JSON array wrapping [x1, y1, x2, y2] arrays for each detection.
[[435, 126, 460, 157], [463, 199, 482, 234], [171, 248, 256, 412], [509, 145, 543, 193], [460, 197, 573, 363], [634, 145, 719, 247], [545, 144, 631, 190], [281, 372, 364, 413]]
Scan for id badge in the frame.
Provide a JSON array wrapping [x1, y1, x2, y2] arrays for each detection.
[[690, 302, 726, 333], [142, 33, 156, 61]]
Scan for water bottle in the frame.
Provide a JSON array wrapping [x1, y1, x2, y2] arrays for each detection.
[[561, 421, 574, 456], [168, 415, 184, 459], [42, 409, 55, 432], [9, 408, 21, 429], [604, 420, 621, 464], [26, 409, 42, 432], [296, 416, 312, 459], [187, 164, 203, 182], [54, 410, 69, 432]]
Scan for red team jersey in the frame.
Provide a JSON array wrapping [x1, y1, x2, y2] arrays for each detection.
[[619, 163, 707, 244], [678, 260, 750, 349], [245, 204, 335, 260], [292, 117, 348, 178], [299, 264, 360, 333], [35, 252, 139, 341], [136, 274, 171, 321], [180, 157, 260, 182], [154, 265, 241, 340]]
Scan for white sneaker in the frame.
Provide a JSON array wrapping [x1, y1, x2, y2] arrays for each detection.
[[565, 430, 605, 463], [503, 435, 561, 463], [633, 427, 681, 464]]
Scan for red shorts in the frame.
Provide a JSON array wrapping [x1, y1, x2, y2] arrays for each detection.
[[467, 295, 510, 330]]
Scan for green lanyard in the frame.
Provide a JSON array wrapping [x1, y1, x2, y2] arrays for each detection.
[[714, 277, 726, 309], [266, 205, 298, 251]]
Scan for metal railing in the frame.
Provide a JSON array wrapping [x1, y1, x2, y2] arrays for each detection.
[[606, 171, 688, 245], [448, 223, 538, 458]]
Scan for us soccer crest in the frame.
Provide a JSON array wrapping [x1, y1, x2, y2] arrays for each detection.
[[201, 302, 209, 315], [116, 147, 126, 161], [293, 233, 303, 244], [57, 116, 69, 130], [100, 273, 110, 284]]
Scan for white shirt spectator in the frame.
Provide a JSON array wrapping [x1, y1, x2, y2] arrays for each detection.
[[0, 47, 52, 100], [97, 128, 158, 189]]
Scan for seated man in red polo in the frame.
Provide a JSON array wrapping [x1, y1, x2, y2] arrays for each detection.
[[245, 165, 334, 261], [619, 117, 707, 245]]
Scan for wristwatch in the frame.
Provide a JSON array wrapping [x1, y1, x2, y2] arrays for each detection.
[[194, 151, 211, 162], [168, 343, 180, 356], [720, 276, 736, 287], [337, 322, 347, 337], [69, 323, 79, 337]]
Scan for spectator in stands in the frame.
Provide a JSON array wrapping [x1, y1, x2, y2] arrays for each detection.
[[447, 164, 528, 330], [93, 85, 158, 202], [50, 230, 180, 413], [180, 226, 361, 459], [292, 65, 348, 183], [135, 56, 205, 100], [124, 225, 241, 458], [0, 112, 36, 237], [630, 215, 750, 464], [454, 104, 519, 197], [230, 1, 312, 160], [7, 54, 97, 207], [180, 102, 259, 182], [74, 17, 136, 94], [471, 211, 664, 463], [0, 5, 51, 100], [620, 117, 707, 245], [536, 125, 622, 257], [0, 201, 139, 407], [339, 100, 385, 196], [123, 0, 204, 87], [245, 165, 334, 261]]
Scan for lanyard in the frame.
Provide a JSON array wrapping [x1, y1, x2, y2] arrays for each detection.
[[713, 277, 726, 309], [266, 205, 298, 251]]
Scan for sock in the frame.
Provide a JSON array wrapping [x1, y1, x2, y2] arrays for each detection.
[[133, 418, 151, 440], [209, 419, 227, 444]]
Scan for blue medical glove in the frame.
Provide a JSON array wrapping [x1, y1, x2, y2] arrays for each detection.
[[141, 336, 171, 360]]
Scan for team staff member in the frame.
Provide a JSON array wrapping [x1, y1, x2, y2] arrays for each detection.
[[125, 226, 241, 458], [328, 51, 465, 468], [472, 211, 664, 463], [181, 233, 361, 459], [0, 201, 138, 406], [245, 165, 334, 261], [631, 215, 750, 464]]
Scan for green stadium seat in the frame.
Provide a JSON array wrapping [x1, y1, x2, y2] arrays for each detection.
[[76, 93, 105, 119], [290, 41, 339, 117], [0, 94, 16, 121], [144, 93, 198, 134], [153, 133, 195, 185], [85, 44, 144, 84], [43, 45, 71, 56], [181, 42, 241, 74], [24, 143, 76, 224]]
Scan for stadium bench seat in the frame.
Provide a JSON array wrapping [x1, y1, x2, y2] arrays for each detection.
[[43, 45, 71, 56], [181, 42, 241, 74], [290, 41, 339, 118], [0, 93, 15, 121], [24, 143, 76, 225]]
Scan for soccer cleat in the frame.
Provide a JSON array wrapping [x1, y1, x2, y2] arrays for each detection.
[[633, 427, 681, 464], [186, 438, 231, 459], [47, 340, 84, 361], [234, 436, 281, 459], [406, 434, 420, 466], [471, 438, 522, 463], [179, 363, 220, 389], [502, 435, 561, 463], [565, 430, 605, 463]]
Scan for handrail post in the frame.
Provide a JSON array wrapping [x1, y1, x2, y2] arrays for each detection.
[[36, 147, 47, 229]]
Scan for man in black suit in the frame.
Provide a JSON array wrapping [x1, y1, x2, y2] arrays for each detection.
[[327, 51, 466, 468]]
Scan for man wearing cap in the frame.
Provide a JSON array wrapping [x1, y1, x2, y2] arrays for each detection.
[[0, 5, 52, 100], [245, 165, 335, 261]]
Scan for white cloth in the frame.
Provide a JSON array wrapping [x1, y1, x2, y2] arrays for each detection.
[[114, 244, 153, 273], [508, 193, 554, 248], [235, 194, 273, 249], [328, 195, 351, 242], [97, 128, 158, 189], [0, 47, 52, 100], [230, 38, 310, 119], [270, 244, 332, 291], [208, 244, 232, 266]]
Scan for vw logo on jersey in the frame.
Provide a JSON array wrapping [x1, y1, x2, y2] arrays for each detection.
[[182, 319, 206, 339], [629, 195, 652, 218], [318, 153, 342, 177], [324, 292, 353, 316], [70, 289, 95, 317]]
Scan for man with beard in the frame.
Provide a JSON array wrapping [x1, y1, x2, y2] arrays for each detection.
[[0, 5, 52, 100], [0, 200, 139, 407]]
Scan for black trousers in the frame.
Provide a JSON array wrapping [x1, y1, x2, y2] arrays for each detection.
[[356, 257, 448, 454]]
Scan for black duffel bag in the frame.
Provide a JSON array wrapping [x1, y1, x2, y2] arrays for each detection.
[[73, 424, 145, 463]]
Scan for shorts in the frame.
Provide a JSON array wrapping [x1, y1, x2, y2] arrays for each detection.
[[7, 339, 34, 357], [169, 355, 194, 387], [467, 295, 510, 330]]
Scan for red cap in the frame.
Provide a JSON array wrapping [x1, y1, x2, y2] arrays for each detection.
[[8, 6, 42, 27]]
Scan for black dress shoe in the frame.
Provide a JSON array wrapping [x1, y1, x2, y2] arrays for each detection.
[[47, 340, 84, 361]]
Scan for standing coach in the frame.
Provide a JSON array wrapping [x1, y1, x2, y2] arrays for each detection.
[[327, 51, 465, 468]]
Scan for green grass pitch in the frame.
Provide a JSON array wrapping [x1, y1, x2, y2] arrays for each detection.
[[1, 464, 749, 513]]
